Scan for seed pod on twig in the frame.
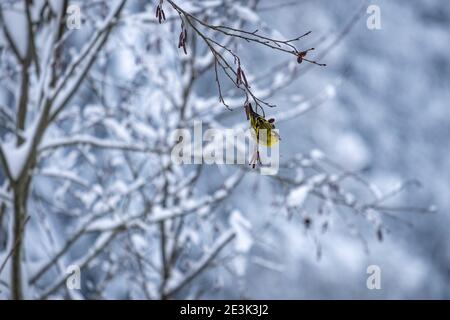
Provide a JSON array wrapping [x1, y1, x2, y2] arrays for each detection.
[[297, 48, 315, 64], [178, 26, 188, 55], [155, 2, 166, 24]]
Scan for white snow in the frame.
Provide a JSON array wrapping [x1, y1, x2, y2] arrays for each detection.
[[131, 234, 147, 251], [310, 149, 325, 161], [309, 173, 328, 186], [232, 4, 260, 23], [229, 210, 252, 253], [332, 133, 370, 170], [1, 119, 38, 180], [104, 119, 132, 141], [252, 256, 285, 273], [287, 185, 310, 208]]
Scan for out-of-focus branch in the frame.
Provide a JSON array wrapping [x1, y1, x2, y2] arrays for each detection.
[[39, 227, 123, 299], [38, 135, 163, 154], [164, 229, 236, 298], [0, 216, 30, 277]]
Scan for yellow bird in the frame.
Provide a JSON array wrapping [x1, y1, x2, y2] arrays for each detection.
[[245, 103, 280, 147]]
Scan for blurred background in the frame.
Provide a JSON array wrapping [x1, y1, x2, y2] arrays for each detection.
[[234, 0, 450, 299], [0, 0, 449, 299]]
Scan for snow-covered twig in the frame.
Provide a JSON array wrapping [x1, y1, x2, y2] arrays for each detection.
[[39, 135, 163, 154]]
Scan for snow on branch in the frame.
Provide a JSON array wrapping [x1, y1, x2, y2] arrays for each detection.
[[163, 229, 235, 297], [39, 135, 163, 154]]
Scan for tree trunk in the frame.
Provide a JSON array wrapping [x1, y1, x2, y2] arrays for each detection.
[[11, 178, 29, 300]]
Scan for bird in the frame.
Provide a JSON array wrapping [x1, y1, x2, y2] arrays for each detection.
[[244, 102, 280, 168], [245, 102, 280, 147]]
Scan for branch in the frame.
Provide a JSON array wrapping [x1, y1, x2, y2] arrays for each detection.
[[33, 169, 90, 189], [161, 0, 324, 114], [0, 216, 30, 278], [0, 144, 12, 182], [38, 135, 162, 154], [164, 229, 236, 298], [39, 227, 123, 299], [49, 0, 128, 119]]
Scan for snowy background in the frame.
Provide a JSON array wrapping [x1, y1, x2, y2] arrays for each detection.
[[238, 0, 450, 299], [0, 0, 449, 299]]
